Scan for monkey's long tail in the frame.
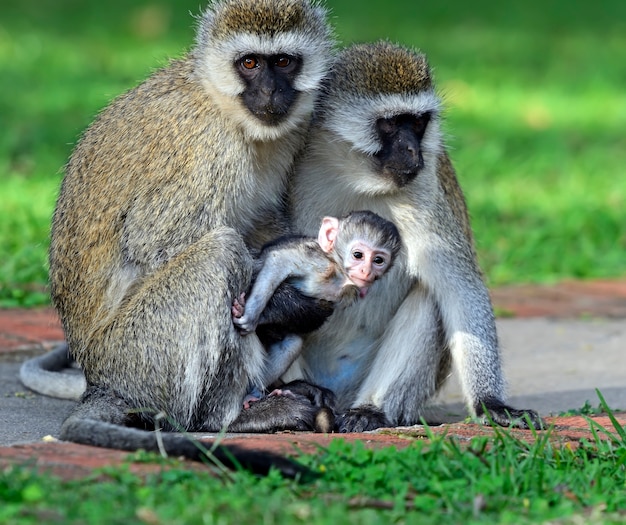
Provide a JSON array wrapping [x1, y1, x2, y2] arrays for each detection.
[[19, 343, 86, 400], [60, 398, 312, 479]]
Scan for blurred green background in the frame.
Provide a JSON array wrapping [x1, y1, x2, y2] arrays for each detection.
[[1, 0, 625, 307]]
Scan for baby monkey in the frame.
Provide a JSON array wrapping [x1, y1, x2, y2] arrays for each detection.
[[232, 210, 401, 406]]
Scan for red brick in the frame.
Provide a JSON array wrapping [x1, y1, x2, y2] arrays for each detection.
[[1, 414, 624, 481]]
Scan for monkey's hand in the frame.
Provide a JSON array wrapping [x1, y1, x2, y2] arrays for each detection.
[[475, 399, 545, 430], [243, 392, 262, 410], [232, 293, 246, 318], [336, 404, 391, 433], [232, 293, 260, 334], [232, 313, 259, 335]]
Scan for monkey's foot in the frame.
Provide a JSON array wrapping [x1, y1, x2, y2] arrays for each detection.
[[475, 399, 545, 430], [229, 393, 328, 433], [268, 388, 296, 399], [336, 404, 391, 433], [243, 393, 262, 410]]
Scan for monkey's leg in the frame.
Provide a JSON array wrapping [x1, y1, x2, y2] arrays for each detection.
[[83, 226, 333, 434], [87, 226, 264, 431], [342, 284, 445, 432], [228, 390, 329, 433], [438, 272, 545, 430], [233, 335, 336, 432], [277, 379, 336, 412], [262, 334, 304, 387]]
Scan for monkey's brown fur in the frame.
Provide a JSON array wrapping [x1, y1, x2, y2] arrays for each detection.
[[50, 0, 334, 433]]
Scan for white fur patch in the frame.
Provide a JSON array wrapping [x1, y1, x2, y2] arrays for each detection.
[[325, 91, 443, 156], [197, 30, 332, 98]]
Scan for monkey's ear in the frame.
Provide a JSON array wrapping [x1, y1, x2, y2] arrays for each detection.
[[318, 217, 339, 253]]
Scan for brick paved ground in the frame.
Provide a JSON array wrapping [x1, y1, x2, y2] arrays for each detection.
[[1, 278, 625, 480]]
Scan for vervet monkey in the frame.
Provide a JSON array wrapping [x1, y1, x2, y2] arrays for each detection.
[[46, 0, 335, 472], [232, 210, 401, 406], [288, 42, 543, 432]]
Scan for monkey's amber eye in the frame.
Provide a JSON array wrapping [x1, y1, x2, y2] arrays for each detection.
[[352, 251, 364, 260], [275, 56, 291, 68], [241, 56, 259, 69]]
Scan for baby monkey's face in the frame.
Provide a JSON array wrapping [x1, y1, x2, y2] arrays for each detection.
[[344, 240, 392, 294]]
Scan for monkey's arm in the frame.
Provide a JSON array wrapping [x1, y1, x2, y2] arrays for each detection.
[[233, 247, 309, 334], [258, 283, 334, 333], [428, 252, 544, 429], [351, 240, 542, 431]]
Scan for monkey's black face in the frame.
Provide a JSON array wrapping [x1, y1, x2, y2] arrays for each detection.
[[373, 113, 430, 187], [237, 54, 302, 125]]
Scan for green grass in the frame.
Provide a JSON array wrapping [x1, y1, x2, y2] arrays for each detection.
[[2, 400, 626, 524], [1, 0, 625, 306]]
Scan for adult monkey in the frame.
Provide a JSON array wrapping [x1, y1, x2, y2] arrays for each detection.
[[286, 42, 544, 432], [47, 0, 335, 472]]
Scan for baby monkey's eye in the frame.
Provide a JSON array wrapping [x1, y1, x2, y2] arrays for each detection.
[[352, 251, 364, 260], [373, 256, 386, 265]]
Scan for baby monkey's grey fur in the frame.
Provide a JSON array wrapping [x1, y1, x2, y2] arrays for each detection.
[[233, 210, 401, 407]]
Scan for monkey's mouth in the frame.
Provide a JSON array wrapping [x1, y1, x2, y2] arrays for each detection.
[[350, 276, 376, 293], [382, 167, 419, 188], [252, 107, 290, 125]]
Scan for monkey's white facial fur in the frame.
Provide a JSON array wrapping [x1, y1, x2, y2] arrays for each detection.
[[324, 91, 443, 158], [316, 93, 444, 197], [194, 0, 334, 141]]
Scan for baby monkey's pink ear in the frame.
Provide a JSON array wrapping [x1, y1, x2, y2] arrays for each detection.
[[317, 216, 340, 253]]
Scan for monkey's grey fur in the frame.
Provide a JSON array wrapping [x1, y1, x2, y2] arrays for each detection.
[[19, 343, 84, 401], [287, 42, 543, 431], [44, 0, 336, 472]]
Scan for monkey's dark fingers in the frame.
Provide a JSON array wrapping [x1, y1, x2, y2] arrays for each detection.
[[336, 404, 391, 433], [475, 399, 545, 430]]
